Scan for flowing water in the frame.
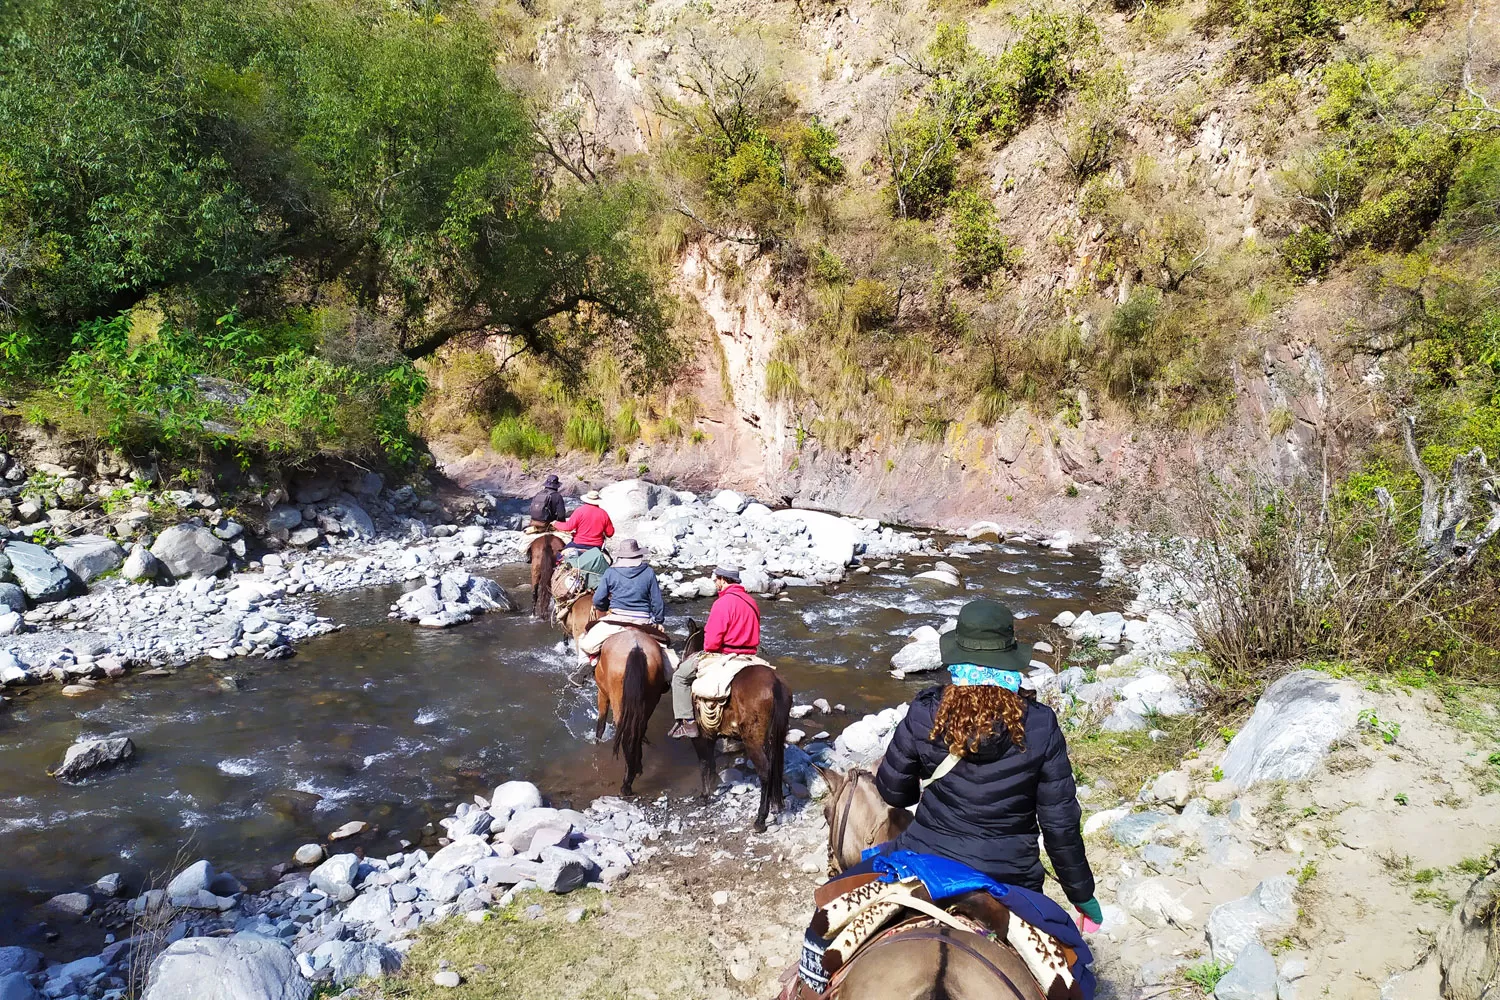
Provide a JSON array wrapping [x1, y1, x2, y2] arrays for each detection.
[[0, 538, 1106, 943]]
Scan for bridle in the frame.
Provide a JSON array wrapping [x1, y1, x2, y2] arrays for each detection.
[[830, 769, 874, 870]]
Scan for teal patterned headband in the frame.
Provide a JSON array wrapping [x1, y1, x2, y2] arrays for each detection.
[[948, 663, 1023, 691]]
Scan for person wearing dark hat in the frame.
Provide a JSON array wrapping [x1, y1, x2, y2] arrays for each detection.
[[526, 474, 569, 533], [669, 564, 760, 740], [579, 539, 670, 663], [872, 598, 1102, 928]]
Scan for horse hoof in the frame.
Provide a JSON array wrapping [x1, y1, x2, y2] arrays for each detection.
[[752, 821, 767, 833]]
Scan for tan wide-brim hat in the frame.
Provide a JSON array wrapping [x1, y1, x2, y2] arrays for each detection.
[[614, 539, 646, 565], [581, 490, 602, 505]]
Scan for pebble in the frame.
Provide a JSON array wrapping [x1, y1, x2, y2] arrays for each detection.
[[329, 821, 368, 841], [432, 970, 462, 988]]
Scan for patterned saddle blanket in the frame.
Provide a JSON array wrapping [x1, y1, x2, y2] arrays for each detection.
[[783, 852, 1093, 1000]]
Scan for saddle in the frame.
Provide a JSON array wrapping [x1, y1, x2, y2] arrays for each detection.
[[780, 873, 1081, 1000], [551, 565, 586, 607]]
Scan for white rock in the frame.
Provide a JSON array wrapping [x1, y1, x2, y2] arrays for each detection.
[[1206, 877, 1297, 963], [1117, 877, 1194, 928], [143, 935, 310, 1000], [1220, 671, 1362, 789], [53, 737, 134, 780], [711, 490, 749, 514], [492, 780, 543, 816]]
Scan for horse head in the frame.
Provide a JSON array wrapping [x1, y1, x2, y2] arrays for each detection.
[[683, 618, 705, 657], [816, 760, 913, 873]]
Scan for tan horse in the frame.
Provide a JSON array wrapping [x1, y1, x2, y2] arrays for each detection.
[[803, 766, 1049, 1000], [593, 630, 668, 795], [527, 534, 567, 619], [817, 763, 913, 873], [683, 621, 793, 833]]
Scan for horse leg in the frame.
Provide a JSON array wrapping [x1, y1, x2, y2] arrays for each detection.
[[594, 681, 610, 742], [691, 735, 717, 801]]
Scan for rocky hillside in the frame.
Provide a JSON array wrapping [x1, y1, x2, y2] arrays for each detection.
[[432, 0, 1500, 532]]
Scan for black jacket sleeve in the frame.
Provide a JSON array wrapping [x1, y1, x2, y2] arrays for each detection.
[[1035, 722, 1095, 904], [875, 693, 939, 808]]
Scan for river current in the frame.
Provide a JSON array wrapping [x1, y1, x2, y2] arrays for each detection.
[[0, 538, 1105, 940]]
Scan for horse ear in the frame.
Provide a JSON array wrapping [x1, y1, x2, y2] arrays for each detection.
[[814, 763, 844, 796]]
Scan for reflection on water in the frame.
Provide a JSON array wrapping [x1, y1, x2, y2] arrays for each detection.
[[0, 539, 1104, 933]]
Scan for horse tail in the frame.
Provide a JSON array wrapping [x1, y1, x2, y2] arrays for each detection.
[[613, 644, 650, 777], [764, 674, 792, 805]]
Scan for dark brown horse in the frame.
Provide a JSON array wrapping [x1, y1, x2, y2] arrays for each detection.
[[683, 621, 793, 832], [527, 533, 567, 619], [594, 630, 668, 795]]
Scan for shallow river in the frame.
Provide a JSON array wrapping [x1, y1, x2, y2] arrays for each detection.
[[0, 538, 1104, 941]]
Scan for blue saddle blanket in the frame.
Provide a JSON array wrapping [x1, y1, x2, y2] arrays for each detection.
[[861, 849, 1096, 999]]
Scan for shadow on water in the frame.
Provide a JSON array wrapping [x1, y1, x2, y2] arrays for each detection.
[[0, 539, 1105, 944]]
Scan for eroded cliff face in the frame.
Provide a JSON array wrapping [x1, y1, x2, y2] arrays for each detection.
[[647, 238, 1355, 532]]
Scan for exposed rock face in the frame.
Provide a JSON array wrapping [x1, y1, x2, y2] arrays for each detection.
[[53, 737, 135, 780], [1219, 671, 1362, 789], [4, 541, 71, 602], [150, 524, 230, 578], [1439, 867, 1500, 1000], [143, 935, 310, 1000]]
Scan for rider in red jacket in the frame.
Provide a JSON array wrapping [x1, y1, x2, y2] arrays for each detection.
[[553, 490, 614, 551], [669, 565, 761, 739]]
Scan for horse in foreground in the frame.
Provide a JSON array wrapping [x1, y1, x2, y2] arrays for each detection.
[[817, 763, 912, 874], [593, 629, 668, 796], [792, 763, 1062, 1000], [526, 533, 567, 618], [682, 621, 792, 832]]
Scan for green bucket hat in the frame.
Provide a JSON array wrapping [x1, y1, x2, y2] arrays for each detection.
[[939, 599, 1034, 672]]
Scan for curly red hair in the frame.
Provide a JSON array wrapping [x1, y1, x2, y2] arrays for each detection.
[[930, 685, 1028, 755]]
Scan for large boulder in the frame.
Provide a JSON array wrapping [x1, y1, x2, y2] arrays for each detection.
[[1438, 867, 1500, 1000], [309, 853, 361, 902], [309, 940, 401, 984], [0, 583, 24, 613], [53, 737, 135, 780], [4, 541, 71, 602], [150, 524, 230, 579], [890, 630, 943, 676], [0, 973, 40, 1000], [711, 490, 750, 514], [143, 934, 310, 1000], [54, 535, 125, 584], [316, 494, 375, 539], [264, 506, 303, 533], [769, 508, 860, 569], [1219, 670, 1362, 789], [597, 479, 679, 530], [0, 948, 43, 977]]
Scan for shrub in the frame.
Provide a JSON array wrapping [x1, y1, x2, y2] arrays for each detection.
[[611, 402, 641, 445], [490, 415, 554, 459], [1281, 227, 1335, 278], [564, 410, 611, 456], [764, 359, 803, 402], [884, 107, 960, 219], [845, 279, 897, 332], [948, 190, 1018, 286], [795, 119, 846, 186]]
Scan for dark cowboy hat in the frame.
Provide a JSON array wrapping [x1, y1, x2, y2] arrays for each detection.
[[543, 473, 561, 489], [939, 599, 1034, 672], [613, 539, 647, 565]]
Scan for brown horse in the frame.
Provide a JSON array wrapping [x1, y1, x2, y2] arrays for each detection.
[[683, 622, 793, 833], [562, 592, 601, 655], [527, 533, 567, 619], [801, 769, 1048, 1000], [817, 763, 913, 873], [593, 629, 668, 795]]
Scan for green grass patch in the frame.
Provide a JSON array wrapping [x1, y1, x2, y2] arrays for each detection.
[[489, 415, 554, 460], [1184, 958, 1232, 992], [378, 890, 730, 1000], [1070, 716, 1201, 803]]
